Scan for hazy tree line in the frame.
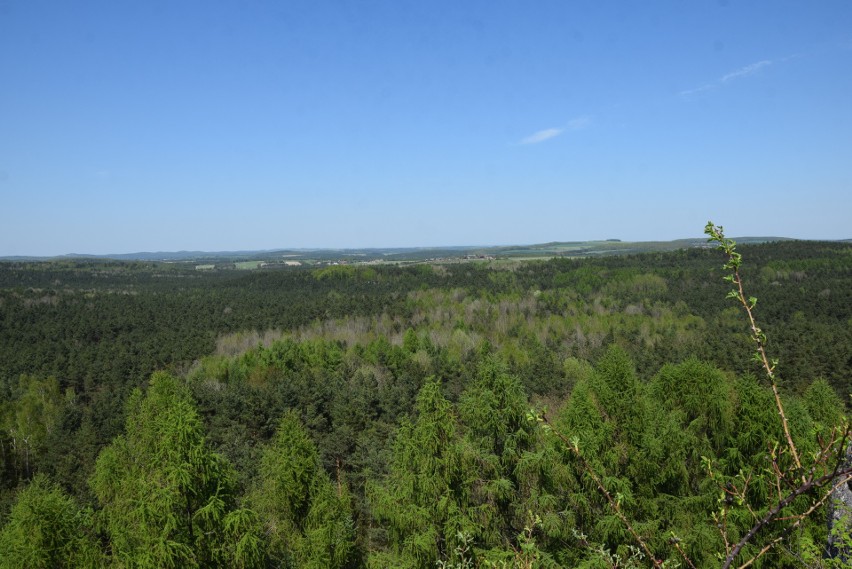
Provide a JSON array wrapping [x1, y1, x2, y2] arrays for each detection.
[[0, 241, 850, 567]]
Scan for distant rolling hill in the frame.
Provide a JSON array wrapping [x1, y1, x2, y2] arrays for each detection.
[[0, 236, 800, 264]]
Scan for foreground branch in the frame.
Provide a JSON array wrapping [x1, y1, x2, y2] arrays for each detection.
[[705, 222, 802, 473]]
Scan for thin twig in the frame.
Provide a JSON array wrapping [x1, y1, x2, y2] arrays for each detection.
[[705, 222, 852, 569], [705, 222, 802, 473], [669, 536, 697, 569]]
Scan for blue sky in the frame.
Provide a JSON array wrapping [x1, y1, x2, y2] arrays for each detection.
[[1, 1, 850, 255]]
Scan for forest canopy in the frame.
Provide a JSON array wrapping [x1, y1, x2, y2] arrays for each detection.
[[1, 240, 851, 567]]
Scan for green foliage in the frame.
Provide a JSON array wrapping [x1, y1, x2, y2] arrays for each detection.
[[551, 347, 849, 567], [3, 239, 852, 566], [0, 375, 63, 481], [458, 359, 540, 551], [649, 358, 735, 452], [0, 474, 102, 568], [369, 378, 476, 568], [251, 411, 355, 568], [254, 411, 320, 525], [803, 378, 846, 432], [314, 265, 358, 281], [90, 372, 264, 568]]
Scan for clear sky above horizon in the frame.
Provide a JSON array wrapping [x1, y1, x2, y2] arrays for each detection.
[[2, 1, 851, 256]]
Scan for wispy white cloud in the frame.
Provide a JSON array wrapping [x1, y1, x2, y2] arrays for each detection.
[[520, 127, 563, 145], [721, 60, 771, 82], [566, 116, 592, 130], [519, 116, 591, 145], [678, 83, 715, 97], [680, 59, 773, 97]]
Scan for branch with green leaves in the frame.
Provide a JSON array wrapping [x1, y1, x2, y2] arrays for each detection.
[[704, 222, 802, 472], [705, 222, 852, 569], [710, 426, 852, 569]]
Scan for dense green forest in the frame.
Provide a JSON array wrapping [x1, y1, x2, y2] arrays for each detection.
[[1, 240, 851, 567]]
